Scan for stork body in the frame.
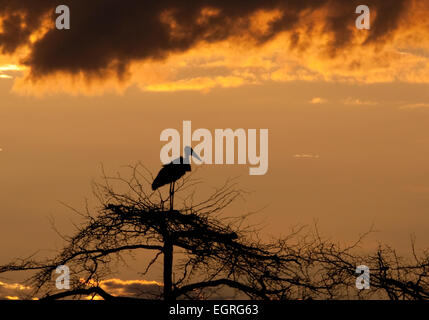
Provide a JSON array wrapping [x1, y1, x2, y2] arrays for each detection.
[[152, 147, 201, 210], [152, 157, 190, 190]]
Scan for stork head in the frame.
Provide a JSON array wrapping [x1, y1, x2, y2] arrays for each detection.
[[184, 146, 202, 162]]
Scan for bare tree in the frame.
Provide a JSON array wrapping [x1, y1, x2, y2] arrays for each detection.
[[1, 163, 429, 300]]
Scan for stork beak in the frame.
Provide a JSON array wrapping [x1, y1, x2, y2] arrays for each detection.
[[191, 148, 202, 162]]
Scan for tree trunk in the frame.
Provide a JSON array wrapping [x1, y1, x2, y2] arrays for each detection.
[[163, 238, 173, 301], [162, 214, 174, 301]]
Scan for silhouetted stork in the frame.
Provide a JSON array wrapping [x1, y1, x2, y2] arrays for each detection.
[[152, 146, 202, 210]]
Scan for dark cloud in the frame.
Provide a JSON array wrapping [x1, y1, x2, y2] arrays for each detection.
[[0, 0, 412, 79]]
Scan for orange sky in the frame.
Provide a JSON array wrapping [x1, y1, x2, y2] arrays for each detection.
[[1, 1, 429, 297]]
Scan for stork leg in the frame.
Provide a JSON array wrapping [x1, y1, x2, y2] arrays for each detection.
[[172, 181, 175, 210], [169, 182, 173, 211]]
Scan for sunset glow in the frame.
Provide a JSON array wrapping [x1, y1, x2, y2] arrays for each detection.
[[1, 0, 429, 306]]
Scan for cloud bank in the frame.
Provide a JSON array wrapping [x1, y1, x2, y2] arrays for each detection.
[[1, 0, 428, 94], [0, 279, 163, 300], [0, 281, 32, 300]]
